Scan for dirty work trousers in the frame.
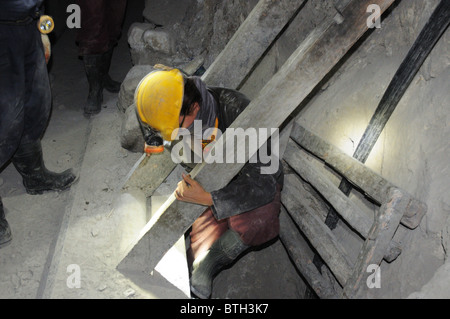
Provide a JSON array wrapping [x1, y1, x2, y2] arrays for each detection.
[[76, 0, 127, 56], [0, 22, 51, 169], [187, 185, 282, 265]]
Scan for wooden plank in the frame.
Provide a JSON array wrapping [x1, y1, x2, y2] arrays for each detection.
[[291, 123, 390, 203], [342, 188, 407, 298], [290, 123, 427, 229], [284, 139, 373, 238], [122, 149, 177, 196], [279, 207, 341, 299], [117, 0, 396, 275], [202, 0, 307, 88], [282, 175, 354, 286]]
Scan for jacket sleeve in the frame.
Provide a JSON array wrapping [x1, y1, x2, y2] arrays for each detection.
[[210, 160, 281, 220], [207, 86, 283, 220]]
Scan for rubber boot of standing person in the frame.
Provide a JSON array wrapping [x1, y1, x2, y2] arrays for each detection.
[[76, 0, 127, 117], [0, 141, 78, 248]]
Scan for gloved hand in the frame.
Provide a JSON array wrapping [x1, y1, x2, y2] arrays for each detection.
[[41, 34, 51, 64]]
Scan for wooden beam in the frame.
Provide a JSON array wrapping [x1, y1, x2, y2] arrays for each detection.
[[122, 149, 177, 197], [290, 123, 427, 229], [353, 0, 450, 163], [279, 207, 341, 299], [284, 139, 373, 238], [117, 0, 396, 275], [282, 175, 354, 286], [202, 0, 307, 89], [342, 188, 407, 299]]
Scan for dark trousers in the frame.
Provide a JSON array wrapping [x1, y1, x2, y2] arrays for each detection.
[[76, 0, 127, 56], [0, 22, 51, 168]]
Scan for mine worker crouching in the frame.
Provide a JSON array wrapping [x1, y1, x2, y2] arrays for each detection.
[[135, 68, 284, 299]]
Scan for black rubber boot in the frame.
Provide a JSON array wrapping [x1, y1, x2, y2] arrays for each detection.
[[83, 54, 104, 116], [12, 141, 78, 195], [0, 197, 12, 248], [190, 230, 249, 299], [101, 49, 121, 93]]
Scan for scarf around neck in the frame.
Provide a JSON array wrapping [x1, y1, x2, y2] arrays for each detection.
[[186, 76, 218, 139]]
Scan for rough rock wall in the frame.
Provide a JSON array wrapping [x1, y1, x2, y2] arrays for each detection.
[[128, 0, 259, 68]]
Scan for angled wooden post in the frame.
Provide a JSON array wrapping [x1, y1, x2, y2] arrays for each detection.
[[342, 188, 407, 299]]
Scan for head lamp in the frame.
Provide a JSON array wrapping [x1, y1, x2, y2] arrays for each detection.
[[137, 109, 165, 155]]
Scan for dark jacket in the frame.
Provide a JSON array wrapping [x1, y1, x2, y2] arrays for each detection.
[[207, 87, 284, 220], [0, 0, 43, 22]]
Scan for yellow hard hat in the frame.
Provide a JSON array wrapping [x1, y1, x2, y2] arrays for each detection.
[[135, 69, 184, 141]]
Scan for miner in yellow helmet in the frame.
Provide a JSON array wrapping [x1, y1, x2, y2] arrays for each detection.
[[135, 67, 284, 299]]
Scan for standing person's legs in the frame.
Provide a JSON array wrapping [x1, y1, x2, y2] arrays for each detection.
[[106, 0, 127, 47], [21, 25, 52, 145], [76, 0, 127, 54], [76, 0, 109, 56], [76, 0, 126, 116], [76, 0, 108, 116], [12, 26, 77, 194], [101, 0, 127, 92], [0, 24, 37, 247], [0, 24, 28, 167], [0, 23, 77, 247]]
